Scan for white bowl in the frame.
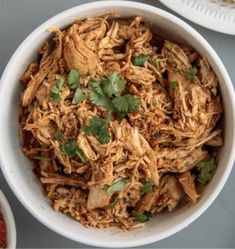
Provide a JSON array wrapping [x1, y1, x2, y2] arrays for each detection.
[[0, 1, 234, 248], [0, 191, 16, 249]]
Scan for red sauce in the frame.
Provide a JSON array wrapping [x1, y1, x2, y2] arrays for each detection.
[[0, 214, 7, 248]]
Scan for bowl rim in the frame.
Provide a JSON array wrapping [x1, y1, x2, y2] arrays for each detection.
[[0, 190, 17, 249], [0, 1, 235, 247]]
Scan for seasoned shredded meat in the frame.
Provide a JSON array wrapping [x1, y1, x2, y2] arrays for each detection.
[[19, 15, 223, 230]]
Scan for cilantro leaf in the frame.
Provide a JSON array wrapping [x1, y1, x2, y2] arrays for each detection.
[[61, 139, 77, 156], [89, 91, 113, 111], [196, 158, 216, 185], [132, 55, 150, 66], [101, 72, 126, 97], [89, 80, 114, 111], [169, 81, 177, 89], [82, 116, 111, 144], [187, 67, 197, 82], [107, 179, 129, 195], [125, 95, 140, 113], [61, 139, 86, 162], [98, 132, 112, 144], [54, 131, 63, 141], [72, 87, 86, 104], [50, 86, 61, 102], [69, 69, 80, 89], [88, 73, 140, 118], [56, 77, 65, 90], [89, 80, 104, 95], [112, 95, 129, 113], [75, 147, 86, 163], [112, 94, 140, 117], [49, 77, 65, 102], [141, 180, 153, 193], [132, 211, 149, 222], [88, 73, 126, 108]]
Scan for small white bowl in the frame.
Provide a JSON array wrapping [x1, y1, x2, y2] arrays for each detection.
[[0, 1, 234, 248], [0, 191, 16, 249]]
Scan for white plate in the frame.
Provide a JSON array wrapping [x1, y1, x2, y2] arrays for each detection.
[[159, 0, 235, 35]]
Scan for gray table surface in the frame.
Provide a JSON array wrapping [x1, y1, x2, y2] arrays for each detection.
[[0, 0, 235, 248]]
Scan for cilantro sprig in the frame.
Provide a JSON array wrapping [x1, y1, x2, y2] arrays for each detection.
[[107, 179, 129, 195], [141, 180, 153, 193], [132, 55, 150, 66], [101, 72, 126, 97], [54, 131, 63, 141], [187, 67, 197, 82], [89, 80, 113, 111], [112, 94, 140, 118], [132, 211, 149, 222], [67, 69, 86, 105], [88, 72, 140, 118], [49, 77, 65, 102], [69, 69, 80, 89], [82, 115, 112, 144], [61, 139, 86, 162], [72, 87, 86, 104], [196, 158, 216, 185]]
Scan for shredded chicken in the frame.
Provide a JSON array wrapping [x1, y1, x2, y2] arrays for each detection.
[[178, 172, 199, 204], [19, 15, 223, 230]]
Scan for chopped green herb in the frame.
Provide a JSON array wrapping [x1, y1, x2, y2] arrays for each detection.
[[107, 179, 129, 195], [82, 116, 111, 144], [50, 86, 60, 102], [72, 87, 86, 104], [98, 133, 112, 144], [75, 147, 86, 163], [132, 211, 149, 222], [56, 77, 65, 90], [89, 91, 113, 111], [69, 69, 80, 89], [89, 80, 104, 95], [112, 94, 140, 118], [61, 139, 86, 162], [54, 131, 63, 141], [141, 180, 153, 193], [89, 80, 114, 111], [197, 158, 216, 185], [88, 73, 140, 119], [33, 156, 51, 161], [132, 55, 150, 66], [169, 81, 177, 89], [110, 199, 119, 209], [61, 139, 77, 156], [49, 77, 65, 102], [187, 67, 197, 82], [101, 72, 126, 97]]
